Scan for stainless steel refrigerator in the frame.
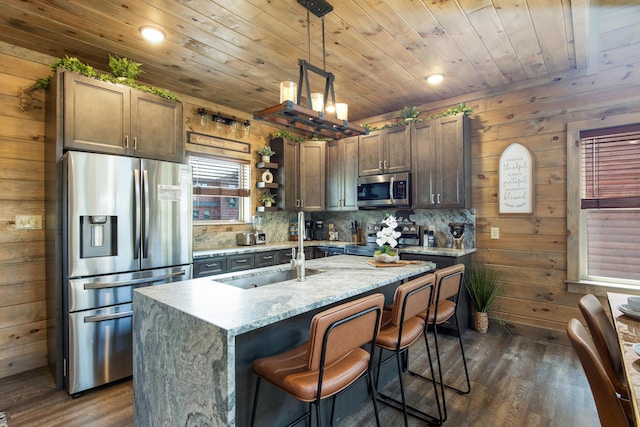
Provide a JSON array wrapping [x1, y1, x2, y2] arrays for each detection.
[[60, 151, 192, 394]]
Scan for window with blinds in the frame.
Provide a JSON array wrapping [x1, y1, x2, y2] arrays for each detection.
[[188, 153, 250, 222], [579, 124, 640, 283]]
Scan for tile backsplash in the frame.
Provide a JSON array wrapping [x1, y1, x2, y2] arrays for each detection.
[[193, 208, 475, 251]]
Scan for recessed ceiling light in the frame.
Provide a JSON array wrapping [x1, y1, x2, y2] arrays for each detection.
[[427, 73, 444, 84], [140, 26, 165, 43]]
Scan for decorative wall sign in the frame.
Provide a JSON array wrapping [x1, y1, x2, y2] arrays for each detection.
[[187, 131, 250, 154], [499, 142, 534, 214]]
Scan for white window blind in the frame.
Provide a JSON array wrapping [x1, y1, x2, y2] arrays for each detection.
[[579, 124, 640, 282], [189, 154, 250, 197], [580, 125, 640, 209]]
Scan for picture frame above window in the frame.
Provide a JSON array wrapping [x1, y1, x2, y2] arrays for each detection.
[[499, 142, 534, 214]]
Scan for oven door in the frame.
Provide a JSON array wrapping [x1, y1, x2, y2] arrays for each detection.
[[67, 303, 133, 394]]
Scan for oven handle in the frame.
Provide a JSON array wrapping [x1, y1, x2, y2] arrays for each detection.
[[83, 270, 186, 290], [389, 176, 395, 205], [84, 311, 133, 323]]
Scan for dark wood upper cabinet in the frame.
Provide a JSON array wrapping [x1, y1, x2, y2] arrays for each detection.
[[271, 138, 326, 211], [60, 71, 183, 162], [411, 114, 471, 209], [326, 136, 358, 211], [358, 125, 411, 176]]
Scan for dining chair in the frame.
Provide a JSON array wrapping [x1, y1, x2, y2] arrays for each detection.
[[566, 318, 631, 427], [578, 294, 633, 422], [250, 293, 385, 427], [374, 273, 443, 426], [413, 263, 470, 422]]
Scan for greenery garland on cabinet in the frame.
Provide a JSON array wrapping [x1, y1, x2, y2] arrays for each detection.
[[31, 55, 179, 101], [362, 102, 473, 132]]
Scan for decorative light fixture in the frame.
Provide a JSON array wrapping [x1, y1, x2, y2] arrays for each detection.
[[140, 26, 165, 43], [254, 0, 366, 139], [427, 73, 444, 84], [197, 107, 251, 137]]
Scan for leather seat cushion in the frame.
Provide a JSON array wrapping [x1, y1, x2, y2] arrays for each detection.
[[376, 316, 425, 350], [252, 343, 370, 402], [419, 300, 456, 324]]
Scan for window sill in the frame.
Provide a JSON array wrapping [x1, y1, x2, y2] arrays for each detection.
[[566, 280, 640, 297]]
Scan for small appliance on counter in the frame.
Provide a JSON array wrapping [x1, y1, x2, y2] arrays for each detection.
[[304, 220, 325, 240], [449, 222, 467, 249], [237, 231, 255, 246], [252, 215, 266, 244]]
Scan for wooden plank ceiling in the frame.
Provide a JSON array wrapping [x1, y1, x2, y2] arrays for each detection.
[[0, 0, 596, 121]]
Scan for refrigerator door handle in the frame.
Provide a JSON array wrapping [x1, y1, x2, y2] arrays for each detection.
[[83, 311, 133, 323], [83, 270, 187, 290], [142, 169, 150, 259], [134, 168, 141, 260]]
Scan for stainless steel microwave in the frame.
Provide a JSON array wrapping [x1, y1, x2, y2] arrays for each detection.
[[357, 172, 411, 208]]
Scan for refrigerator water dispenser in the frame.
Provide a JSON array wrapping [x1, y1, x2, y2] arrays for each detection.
[[80, 215, 117, 258]]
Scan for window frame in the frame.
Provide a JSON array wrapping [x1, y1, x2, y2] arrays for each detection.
[[188, 152, 251, 225], [567, 112, 640, 294]]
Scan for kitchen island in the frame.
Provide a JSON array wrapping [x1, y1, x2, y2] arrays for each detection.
[[132, 255, 435, 426]]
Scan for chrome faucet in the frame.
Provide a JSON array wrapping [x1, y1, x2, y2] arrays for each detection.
[[290, 210, 305, 281]]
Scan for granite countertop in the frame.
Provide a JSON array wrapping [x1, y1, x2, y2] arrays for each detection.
[[134, 254, 435, 336], [193, 240, 350, 259], [193, 241, 475, 259]]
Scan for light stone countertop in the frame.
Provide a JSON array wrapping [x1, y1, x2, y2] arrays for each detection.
[[193, 241, 475, 259], [134, 254, 436, 336]]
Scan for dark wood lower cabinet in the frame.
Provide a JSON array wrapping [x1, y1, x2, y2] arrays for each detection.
[[400, 252, 472, 334]]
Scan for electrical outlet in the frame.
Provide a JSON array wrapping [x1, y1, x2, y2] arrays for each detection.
[[15, 215, 42, 230], [490, 227, 500, 239]]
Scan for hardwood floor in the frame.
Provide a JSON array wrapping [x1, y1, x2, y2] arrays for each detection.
[[0, 327, 599, 426]]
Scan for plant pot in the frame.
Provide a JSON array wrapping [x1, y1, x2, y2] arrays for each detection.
[[261, 155, 271, 163], [264, 201, 272, 207], [373, 253, 399, 263], [473, 311, 489, 334]]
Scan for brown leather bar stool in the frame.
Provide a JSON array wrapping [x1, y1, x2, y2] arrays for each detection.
[[414, 263, 470, 422], [374, 273, 443, 426], [578, 294, 633, 423], [250, 293, 385, 427], [566, 318, 631, 427]]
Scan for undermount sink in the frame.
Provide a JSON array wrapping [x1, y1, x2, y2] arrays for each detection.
[[215, 268, 324, 289]]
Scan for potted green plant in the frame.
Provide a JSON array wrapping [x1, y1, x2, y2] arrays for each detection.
[[399, 106, 420, 123], [257, 146, 275, 162], [108, 54, 143, 81], [259, 191, 276, 207], [465, 264, 505, 333]]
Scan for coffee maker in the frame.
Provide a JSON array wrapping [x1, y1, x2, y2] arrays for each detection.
[[304, 220, 325, 240], [449, 222, 466, 250]]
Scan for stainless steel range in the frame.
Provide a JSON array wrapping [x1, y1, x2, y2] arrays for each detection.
[[344, 220, 421, 256]]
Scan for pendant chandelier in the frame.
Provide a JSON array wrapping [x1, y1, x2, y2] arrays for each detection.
[[254, 0, 367, 139]]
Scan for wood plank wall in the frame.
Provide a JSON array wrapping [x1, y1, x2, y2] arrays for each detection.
[[0, 47, 51, 378]]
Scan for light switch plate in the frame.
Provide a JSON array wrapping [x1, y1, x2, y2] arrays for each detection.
[[490, 227, 500, 239], [16, 215, 42, 230]]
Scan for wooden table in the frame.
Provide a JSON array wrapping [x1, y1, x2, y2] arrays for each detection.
[[607, 292, 640, 426]]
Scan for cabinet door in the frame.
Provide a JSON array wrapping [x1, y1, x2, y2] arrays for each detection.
[[358, 132, 383, 176], [411, 120, 437, 208], [194, 257, 227, 277], [255, 250, 278, 267], [131, 92, 184, 162], [299, 141, 325, 211], [341, 136, 359, 210], [279, 139, 300, 210], [326, 140, 342, 211], [63, 72, 130, 155], [435, 115, 466, 208], [227, 253, 255, 272], [384, 125, 411, 174]]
